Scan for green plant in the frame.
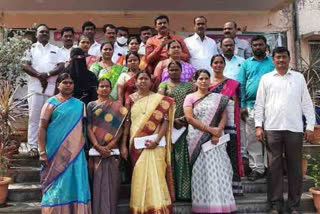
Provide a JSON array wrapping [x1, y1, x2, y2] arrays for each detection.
[[0, 26, 32, 88], [308, 153, 320, 187], [0, 81, 29, 178]]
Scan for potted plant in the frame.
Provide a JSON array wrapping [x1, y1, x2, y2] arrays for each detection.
[[302, 153, 311, 179], [308, 154, 320, 213], [0, 27, 32, 206], [0, 26, 32, 143]]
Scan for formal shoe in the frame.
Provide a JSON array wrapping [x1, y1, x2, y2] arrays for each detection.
[[247, 171, 264, 181], [289, 209, 300, 214], [242, 157, 252, 176], [268, 208, 279, 214]]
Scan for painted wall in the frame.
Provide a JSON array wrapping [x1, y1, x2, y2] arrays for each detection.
[[0, 6, 296, 66]]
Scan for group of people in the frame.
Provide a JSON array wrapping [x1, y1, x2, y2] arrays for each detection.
[[21, 14, 315, 214]]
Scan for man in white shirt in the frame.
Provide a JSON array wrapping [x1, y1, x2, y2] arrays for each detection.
[[114, 26, 129, 62], [138, 26, 153, 55], [82, 21, 100, 57], [22, 24, 64, 157], [184, 16, 218, 75], [60, 26, 75, 62], [102, 24, 127, 63], [255, 47, 315, 214], [220, 21, 252, 59]]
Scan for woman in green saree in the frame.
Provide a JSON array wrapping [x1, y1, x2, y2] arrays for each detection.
[[89, 42, 127, 100], [158, 60, 195, 201]]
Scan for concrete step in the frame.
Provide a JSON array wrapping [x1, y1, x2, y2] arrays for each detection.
[[8, 167, 40, 183], [7, 183, 41, 202], [242, 176, 314, 193], [1, 192, 316, 214], [0, 202, 41, 214], [10, 158, 41, 168], [6, 176, 313, 204]]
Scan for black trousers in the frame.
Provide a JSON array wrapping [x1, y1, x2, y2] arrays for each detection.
[[265, 130, 303, 211]]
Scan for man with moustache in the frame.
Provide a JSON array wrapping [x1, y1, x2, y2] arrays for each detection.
[[22, 24, 65, 157], [238, 35, 275, 181], [82, 21, 100, 57], [220, 37, 245, 82], [146, 14, 189, 71], [184, 16, 218, 75], [102, 24, 127, 63], [60, 26, 75, 62], [221, 21, 252, 59], [138, 26, 153, 55], [255, 47, 314, 214], [220, 37, 248, 173]]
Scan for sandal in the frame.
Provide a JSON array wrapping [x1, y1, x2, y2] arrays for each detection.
[[28, 148, 39, 158]]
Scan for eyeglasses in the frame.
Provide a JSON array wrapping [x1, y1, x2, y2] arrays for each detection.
[[61, 81, 74, 85]]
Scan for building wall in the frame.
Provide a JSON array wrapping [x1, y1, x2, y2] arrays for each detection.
[[0, 7, 296, 65], [297, 0, 320, 65]]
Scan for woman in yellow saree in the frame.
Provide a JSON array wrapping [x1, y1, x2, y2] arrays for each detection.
[[121, 70, 175, 214]]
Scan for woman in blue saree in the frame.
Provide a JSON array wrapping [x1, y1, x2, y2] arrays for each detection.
[[38, 73, 91, 213]]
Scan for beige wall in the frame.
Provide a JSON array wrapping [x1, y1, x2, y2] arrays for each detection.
[[0, 7, 296, 65]]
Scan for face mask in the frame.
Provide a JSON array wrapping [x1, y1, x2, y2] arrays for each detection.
[[117, 36, 128, 45]]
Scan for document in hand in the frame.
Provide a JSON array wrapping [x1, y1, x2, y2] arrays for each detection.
[[171, 127, 186, 144], [88, 148, 120, 156], [201, 134, 230, 153], [134, 134, 166, 149]]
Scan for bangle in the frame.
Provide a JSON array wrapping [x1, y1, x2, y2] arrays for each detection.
[[39, 151, 46, 156], [201, 124, 206, 132]]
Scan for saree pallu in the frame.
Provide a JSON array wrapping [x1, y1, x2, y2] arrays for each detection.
[[129, 93, 175, 214], [210, 79, 244, 196], [40, 97, 91, 214], [86, 55, 100, 69], [161, 61, 196, 83], [159, 82, 194, 201], [123, 75, 137, 103], [89, 63, 128, 100], [87, 100, 128, 214], [186, 93, 236, 214]]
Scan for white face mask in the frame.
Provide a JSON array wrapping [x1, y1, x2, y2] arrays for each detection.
[[117, 36, 128, 45]]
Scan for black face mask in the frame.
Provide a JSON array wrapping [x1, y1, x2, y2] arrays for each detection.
[[69, 56, 90, 90]]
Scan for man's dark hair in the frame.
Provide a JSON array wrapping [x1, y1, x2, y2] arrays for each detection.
[[36, 24, 49, 32], [272, 46, 290, 58], [103, 24, 117, 33], [139, 26, 153, 33], [60, 27, 74, 37], [82, 21, 96, 32], [251, 35, 267, 45], [225, 21, 237, 29], [117, 26, 129, 34], [220, 37, 235, 47], [154, 15, 169, 25], [193, 16, 207, 24]]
